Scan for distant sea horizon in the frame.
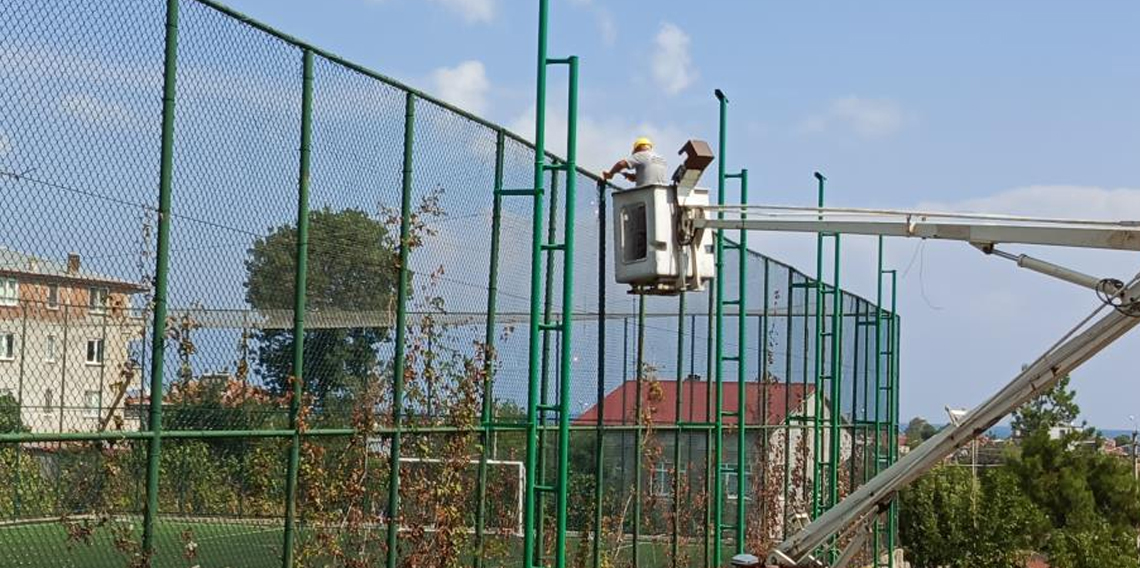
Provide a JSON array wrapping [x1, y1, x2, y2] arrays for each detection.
[[906, 423, 1135, 441]]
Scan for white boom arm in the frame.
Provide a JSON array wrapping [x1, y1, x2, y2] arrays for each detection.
[[691, 204, 1140, 251], [682, 204, 1140, 567]]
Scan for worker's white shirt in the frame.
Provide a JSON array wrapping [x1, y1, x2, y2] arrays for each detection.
[[627, 150, 669, 187]]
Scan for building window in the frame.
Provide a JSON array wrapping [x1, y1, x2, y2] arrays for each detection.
[[0, 333, 14, 361], [43, 388, 53, 413], [83, 390, 101, 418], [45, 334, 58, 362], [86, 338, 104, 365], [725, 470, 753, 502], [47, 284, 59, 309], [0, 278, 17, 307], [89, 287, 109, 315], [651, 463, 685, 497]]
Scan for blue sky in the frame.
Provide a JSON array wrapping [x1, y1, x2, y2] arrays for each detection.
[[206, 0, 1139, 427]]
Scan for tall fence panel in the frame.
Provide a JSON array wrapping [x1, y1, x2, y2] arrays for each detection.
[[0, 1, 900, 567]]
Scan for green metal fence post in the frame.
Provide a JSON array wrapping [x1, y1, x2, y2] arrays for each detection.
[[281, 47, 313, 568], [535, 164, 560, 557], [811, 172, 826, 521], [522, 2, 550, 565], [711, 87, 728, 568], [633, 294, 646, 568], [759, 258, 770, 539], [592, 179, 608, 568], [828, 227, 842, 517], [734, 168, 748, 553], [672, 290, 686, 567], [887, 271, 900, 568], [473, 129, 506, 568], [782, 269, 794, 540], [705, 288, 715, 567], [553, 54, 580, 568], [385, 91, 417, 568], [142, 0, 180, 557], [872, 236, 884, 566]]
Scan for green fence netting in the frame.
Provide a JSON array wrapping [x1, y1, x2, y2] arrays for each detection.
[[0, 1, 900, 567]]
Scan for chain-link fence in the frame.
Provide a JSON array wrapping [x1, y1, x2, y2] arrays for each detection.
[[0, 1, 900, 567]]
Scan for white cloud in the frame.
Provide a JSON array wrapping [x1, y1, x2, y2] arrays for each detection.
[[801, 96, 906, 139], [737, 184, 1140, 425], [596, 10, 617, 47], [509, 105, 686, 174], [892, 185, 1140, 423], [652, 22, 697, 95], [564, 0, 616, 47], [430, 60, 490, 115], [428, 0, 495, 24], [59, 93, 137, 128], [917, 185, 1140, 220]]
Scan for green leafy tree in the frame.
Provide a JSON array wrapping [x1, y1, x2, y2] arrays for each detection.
[[0, 393, 27, 434], [245, 208, 400, 407], [903, 376, 1140, 568], [899, 465, 975, 566], [904, 416, 937, 449], [1011, 375, 1086, 439]]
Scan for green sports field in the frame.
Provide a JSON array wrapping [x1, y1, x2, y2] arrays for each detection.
[[0, 518, 716, 567], [0, 518, 285, 568]]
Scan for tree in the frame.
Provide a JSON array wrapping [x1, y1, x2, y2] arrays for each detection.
[[899, 465, 975, 567], [904, 416, 937, 449], [245, 207, 401, 407], [1011, 375, 1085, 439], [0, 393, 27, 434], [902, 376, 1140, 568]]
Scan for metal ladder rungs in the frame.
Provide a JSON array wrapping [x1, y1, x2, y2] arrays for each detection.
[[723, 299, 741, 306], [545, 56, 573, 65], [534, 484, 557, 493], [723, 355, 740, 362], [538, 322, 562, 331], [541, 242, 565, 251], [537, 403, 561, 412], [542, 162, 567, 172]]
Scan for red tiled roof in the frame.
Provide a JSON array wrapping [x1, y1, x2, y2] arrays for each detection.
[[574, 380, 813, 426]]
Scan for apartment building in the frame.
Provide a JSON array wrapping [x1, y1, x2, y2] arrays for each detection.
[[0, 248, 146, 433]]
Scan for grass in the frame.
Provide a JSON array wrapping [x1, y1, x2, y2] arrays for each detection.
[[0, 518, 717, 568], [0, 518, 283, 568]]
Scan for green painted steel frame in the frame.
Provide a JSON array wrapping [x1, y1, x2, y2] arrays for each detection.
[[0, 2, 908, 566], [281, 47, 313, 568], [522, 2, 579, 566], [141, 0, 180, 557]]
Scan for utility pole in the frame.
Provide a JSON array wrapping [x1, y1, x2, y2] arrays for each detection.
[[1130, 415, 1138, 481]]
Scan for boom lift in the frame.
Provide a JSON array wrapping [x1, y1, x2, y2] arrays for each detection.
[[610, 148, 1140, 566], [689, 204, 1140, 567]]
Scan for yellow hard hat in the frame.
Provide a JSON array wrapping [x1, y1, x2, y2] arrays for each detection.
[[632, 137, 653, 152]]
